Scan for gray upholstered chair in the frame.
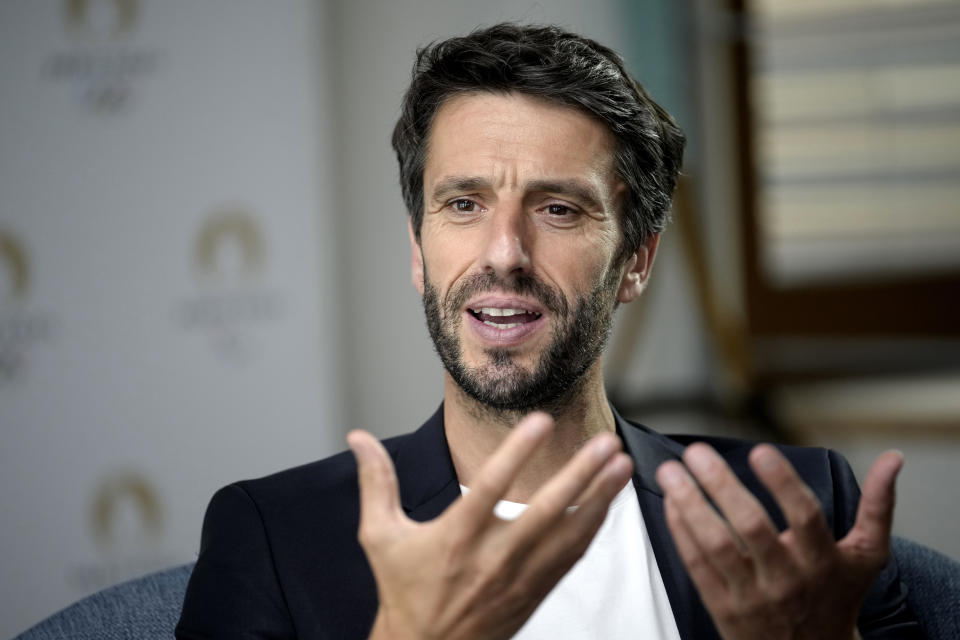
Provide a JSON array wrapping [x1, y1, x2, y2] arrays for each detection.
[[14, 538, 960, 639], [892, 536, 960, 639], [15, 563, 194, 640]]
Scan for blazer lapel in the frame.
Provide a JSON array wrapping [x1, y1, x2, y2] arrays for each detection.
[[613, 408, 721, 640], [393, 404, 462, 522]]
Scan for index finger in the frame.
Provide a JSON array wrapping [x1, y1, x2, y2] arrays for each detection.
[[452, 412, 553, 528], [510, 432, 626, 544], [749, 445, 833, 559]]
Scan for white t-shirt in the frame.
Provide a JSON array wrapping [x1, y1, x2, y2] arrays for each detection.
[[461, 481, 681, 639]]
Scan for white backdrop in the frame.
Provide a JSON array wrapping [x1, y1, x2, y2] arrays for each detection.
[[0, 1, 343, 635]]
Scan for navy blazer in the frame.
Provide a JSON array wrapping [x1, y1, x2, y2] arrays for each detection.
[[176, 406, 920, 639]]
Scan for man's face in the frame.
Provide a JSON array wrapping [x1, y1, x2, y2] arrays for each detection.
[[412, 92, 653, 412]]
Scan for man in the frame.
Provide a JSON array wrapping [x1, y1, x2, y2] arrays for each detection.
[[177, 24, 919, 639]]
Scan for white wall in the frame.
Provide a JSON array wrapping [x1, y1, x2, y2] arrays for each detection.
[[0, 1, 343, 635]]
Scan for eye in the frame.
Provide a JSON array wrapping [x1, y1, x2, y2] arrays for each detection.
[[449, 198, 481, 213], [544, 203, 575, 216]]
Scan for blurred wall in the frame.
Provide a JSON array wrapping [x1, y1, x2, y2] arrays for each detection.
[[685, 0, 960, 565], [0, 1, 343, 635]]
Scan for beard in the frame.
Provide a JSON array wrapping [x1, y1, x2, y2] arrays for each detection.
[[422, 264, 621, 414]]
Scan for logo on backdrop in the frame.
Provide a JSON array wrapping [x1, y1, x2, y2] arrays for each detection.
[[42, 0, 161, 114], [0, 230, 55, 384], [176, 208, 282, 365], [194, 211, 266, 278], [91, 471, 162, 548], [65, 0, 139, 38], [0, 233, 29, 300], [69, 470, 176, 591]]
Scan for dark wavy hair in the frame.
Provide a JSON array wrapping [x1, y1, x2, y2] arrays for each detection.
[[392, 22, 686, 262]]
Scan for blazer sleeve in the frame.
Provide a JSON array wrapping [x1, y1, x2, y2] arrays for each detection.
[[176, 484, 297, 639], [827, 450, 924, 639]]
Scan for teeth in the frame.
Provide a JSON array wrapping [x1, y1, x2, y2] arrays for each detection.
[[468, 306, 543, 327], [484, 321, 521, 329], [479, 307, 531, 317]]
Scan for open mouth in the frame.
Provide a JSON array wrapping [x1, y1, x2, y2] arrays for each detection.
[[467, 306, 543, 329]]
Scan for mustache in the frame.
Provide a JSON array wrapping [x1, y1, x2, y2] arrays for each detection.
[[445, 271, 567, 317]]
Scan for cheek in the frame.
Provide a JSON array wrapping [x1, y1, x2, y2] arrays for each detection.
[[421, 222, 484, 273], [540, 237, 617, 294], [425, 252, 462, 288], [420, 245, 473, 306]]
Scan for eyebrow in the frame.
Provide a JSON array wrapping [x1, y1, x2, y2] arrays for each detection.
[[429, 176, 605, 211], [525, 179, 604, 211], [430, 176, 491, 202]]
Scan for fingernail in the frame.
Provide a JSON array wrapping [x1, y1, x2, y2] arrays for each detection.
[[591, 435, 618, 461], [755, 448, 779, 471], [347, 439, 368, 461], [519, 413, 552, 439], [684, 446, 714, 474], [658, 465, 684, 490], [346, 431, 362, 452], [608, 455, 633, 482]]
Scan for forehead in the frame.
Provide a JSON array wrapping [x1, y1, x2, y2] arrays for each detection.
[[424, 92, 619, 192]]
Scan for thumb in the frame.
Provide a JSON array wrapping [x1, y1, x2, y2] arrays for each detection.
[[842, 450, 903, 562], [348, 430, 405, 539]]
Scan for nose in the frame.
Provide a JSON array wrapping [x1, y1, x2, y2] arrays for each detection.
[[480, 201, 531, 279]]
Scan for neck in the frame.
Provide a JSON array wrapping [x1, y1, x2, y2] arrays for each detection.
[[443, 361, 615, 503]]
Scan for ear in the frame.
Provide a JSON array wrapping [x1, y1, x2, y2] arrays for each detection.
[[408, 218, 425, 295], [617, 233, 660, 304]]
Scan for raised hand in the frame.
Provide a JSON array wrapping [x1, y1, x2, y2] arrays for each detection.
[[656, 443, 903, 640], [347, 413, 633, 640]]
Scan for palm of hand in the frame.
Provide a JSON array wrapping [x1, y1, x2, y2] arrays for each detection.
[[657, 443, 902, 640]]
